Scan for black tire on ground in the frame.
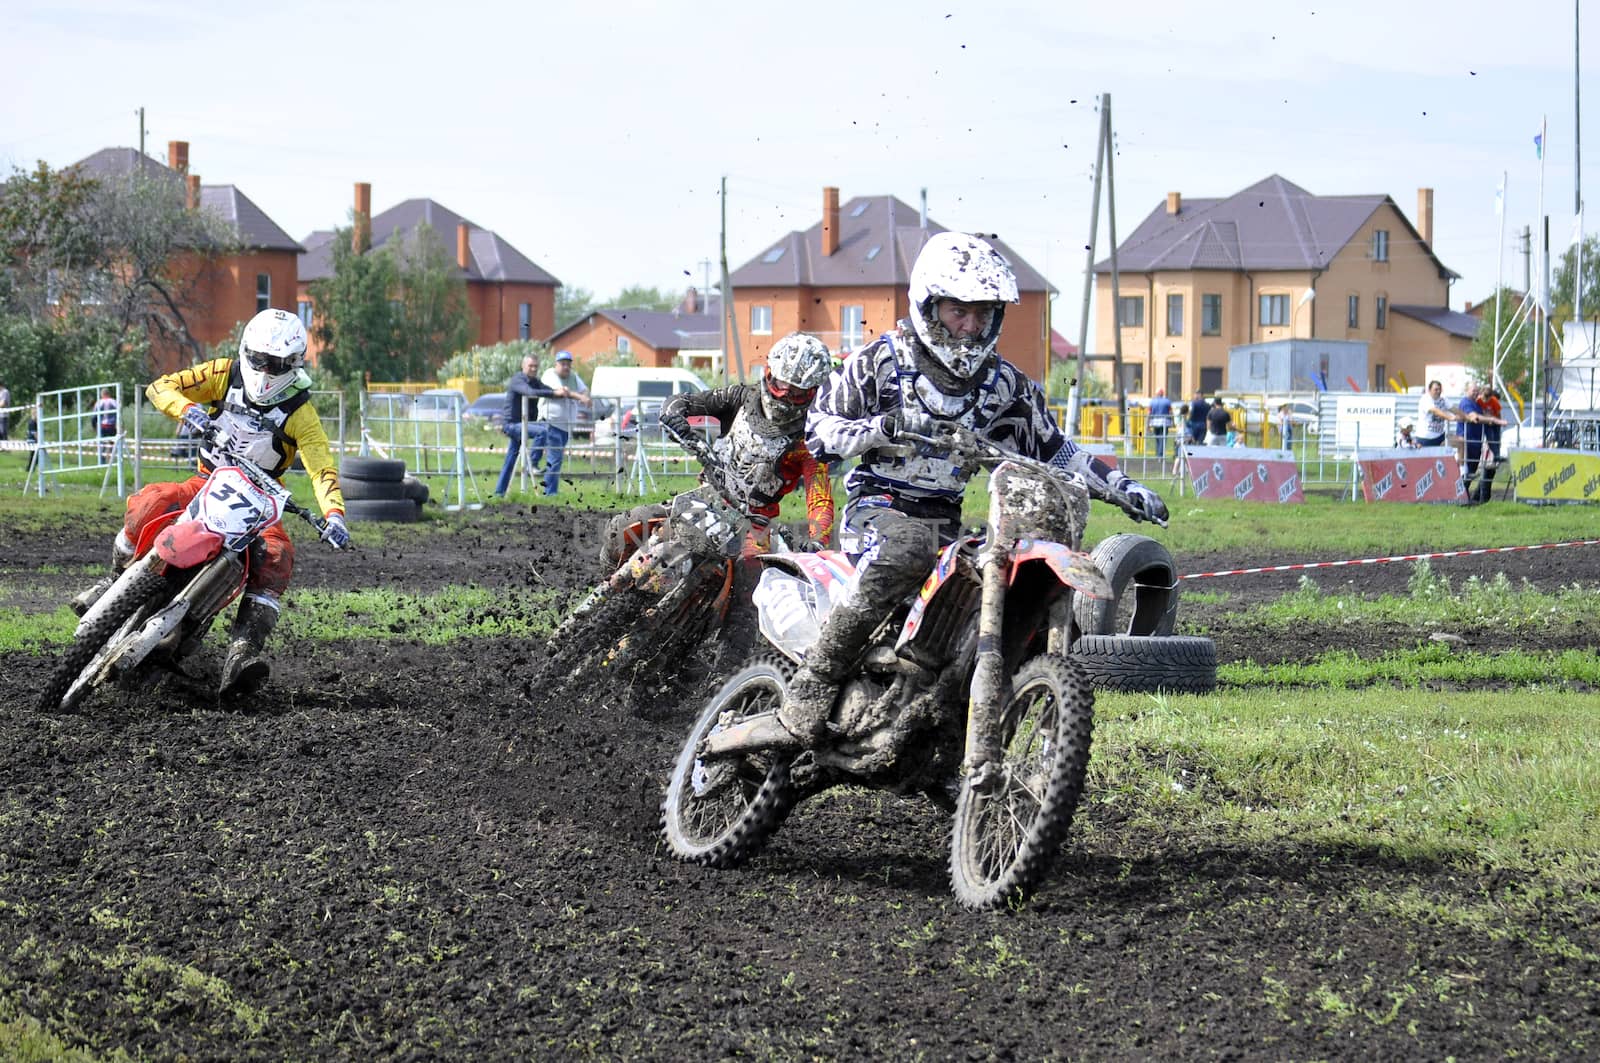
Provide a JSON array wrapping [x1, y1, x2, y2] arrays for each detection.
[[1072, 634, 1217, 694], [344, 498, 422, 523], [661, 656, 797, 868], [948, 653, 1094, 910], [39, 559, 171, 713], [339, 456, 406, 482], [400, 476, 430, 504], [1073, 533, 1180, 638], [340, 476, 410, 501]]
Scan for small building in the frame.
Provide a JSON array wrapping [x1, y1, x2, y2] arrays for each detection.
[[1227, 338, 1369, 394], [546, 289, 723, 371]]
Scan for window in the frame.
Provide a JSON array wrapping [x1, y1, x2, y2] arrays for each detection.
[[865, 245, 882, 261], [1375, 363, 1388, 391], [840, 304, 865, 350], [850, 202, 869, 217], [1259, 293, 1288, 327], [1249, 352, 1269, 379], [518, 303, 531, 339], [761, 246, 786, 264], [750, 305, 773, 335], [1166, 361, 1184, 398], [617, 336, 632, 355], [255, 273, 271, 313], [1201, 294, 1221, 336], [1376, 296, 1388, 330], [1371, 230, 1389, 262], [1347, 294, 1359, 329], [297, 300, 314, 329], [1121, 364, 1144, 394], [1199, 366, 1224, 394], [1117, 296, 1144, 328], [1166, 293, 1184, 336]]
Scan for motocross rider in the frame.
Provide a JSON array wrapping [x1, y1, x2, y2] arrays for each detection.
[[72, 308, 350, 696], [718, 232, 1169, 754], [602, 331, 836, 566]]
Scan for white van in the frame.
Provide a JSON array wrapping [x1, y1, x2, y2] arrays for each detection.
[[589, 366, 709, 443]]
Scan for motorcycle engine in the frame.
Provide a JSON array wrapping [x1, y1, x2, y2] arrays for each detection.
[[834, 677, 892, 738]]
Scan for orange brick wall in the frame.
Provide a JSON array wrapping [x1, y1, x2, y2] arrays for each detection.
[[147, 248, 299, 374], [469, 281, 556, 347], [547, 316, 674, 368]]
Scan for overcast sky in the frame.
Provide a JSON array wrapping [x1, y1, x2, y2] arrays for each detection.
[[2, 0, 1591, 343]]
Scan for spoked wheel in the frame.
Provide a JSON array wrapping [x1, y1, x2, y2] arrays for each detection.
[[949, 654, 1094, 909], [38, 558, 171, 714], [661, 656, 797, 868]]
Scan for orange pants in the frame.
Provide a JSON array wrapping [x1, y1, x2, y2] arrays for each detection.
[[125, 476, 294, 598]]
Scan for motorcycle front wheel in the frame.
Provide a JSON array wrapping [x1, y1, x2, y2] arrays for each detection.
[[661, 656, 796, 868], [948, 653, 1094, 910], [38, 557, 171, 713]]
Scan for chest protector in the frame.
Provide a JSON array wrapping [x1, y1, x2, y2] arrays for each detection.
[[866, 333, 1000, 497], [712, 400, 801, 510], [198, 362, 312, 477]]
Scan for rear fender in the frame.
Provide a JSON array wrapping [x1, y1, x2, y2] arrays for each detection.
[[1009, 540, 1111, 601]]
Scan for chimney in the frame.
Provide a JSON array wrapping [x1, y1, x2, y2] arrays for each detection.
[[822, 186, 840, 257], [185, 174, 200, 211], [167, 140, 189, 174], [1166, 191, 1181, 215], [682, 287, 699, 313], [1417, 187, 1434, 247], [456, 222, 471, 270], [353, 182, 372, 254]]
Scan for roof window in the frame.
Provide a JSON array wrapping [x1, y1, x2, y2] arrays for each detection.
[[865, 245, 882, 261], [850, 202, 870, 217], [762, 246, 786, 264]]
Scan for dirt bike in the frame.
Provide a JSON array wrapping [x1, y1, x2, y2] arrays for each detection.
[[661, 427, 1145, 910], [39, 428, 334, 713]]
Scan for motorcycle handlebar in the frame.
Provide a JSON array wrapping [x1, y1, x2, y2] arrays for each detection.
[[199, 426, 333, 540]]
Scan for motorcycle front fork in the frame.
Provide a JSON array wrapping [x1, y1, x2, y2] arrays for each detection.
[[963, 550, 1011, 786]]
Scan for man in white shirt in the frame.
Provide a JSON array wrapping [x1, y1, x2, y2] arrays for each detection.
[[1416, 380, 1460, 447], [529, 350, 591, 496]]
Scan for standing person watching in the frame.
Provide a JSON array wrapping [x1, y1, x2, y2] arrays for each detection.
[[1185, 392, 1210, 445], [0, 379, 11, 440], [92, 388, 119, 460], [70, 308, 349, 695], [1416, 379, 1460, 448], [528, 350, 591, 496], [1146, 388, 1173, 459], [1457, 382, 1507, 504], [1204, 397, 1232, 445], [493, 353, 558, 499]]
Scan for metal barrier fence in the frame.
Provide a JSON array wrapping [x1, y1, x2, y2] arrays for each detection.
[[22, 383, 126, 497]]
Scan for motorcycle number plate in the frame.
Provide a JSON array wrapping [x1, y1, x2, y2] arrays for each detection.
[[192, 467, 278, 539]]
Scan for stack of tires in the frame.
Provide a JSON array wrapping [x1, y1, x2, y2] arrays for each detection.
[[1071, 533, 1217, 694], [339, 457, 428, 523]]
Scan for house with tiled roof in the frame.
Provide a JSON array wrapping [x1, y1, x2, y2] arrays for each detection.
[[546, 288, 722, 370], [729, 188, 1056, 382], [71, 141, 304, 373], [296, 183, 560, 357], [1094, 175, 1470, 396]]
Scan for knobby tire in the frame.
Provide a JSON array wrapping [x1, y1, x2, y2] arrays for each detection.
[[39, 562, 171, 714]]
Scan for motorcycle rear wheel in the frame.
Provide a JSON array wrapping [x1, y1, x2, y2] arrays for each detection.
[[39, 559, 171, 713], [949, 653, 1094, 910], [661, 656, 796, 868]]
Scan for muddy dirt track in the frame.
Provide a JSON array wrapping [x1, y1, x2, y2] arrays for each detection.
[[1, 503, 1597, 1060]]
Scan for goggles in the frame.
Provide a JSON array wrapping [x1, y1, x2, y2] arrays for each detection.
[[243, 347, 298, 375], [764, 373, 817, 406]]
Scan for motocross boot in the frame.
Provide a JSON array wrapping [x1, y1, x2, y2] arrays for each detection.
[[220, 597, 278, 697], [71, 530, 135, 617]]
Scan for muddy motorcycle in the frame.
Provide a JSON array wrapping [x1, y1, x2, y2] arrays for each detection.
[[39, 429, 335, 713], [662, 429, 1152, 909]]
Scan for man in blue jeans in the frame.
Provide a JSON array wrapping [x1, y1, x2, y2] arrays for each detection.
[[493, 354, 559, 498], [527, 350, 591, 495]]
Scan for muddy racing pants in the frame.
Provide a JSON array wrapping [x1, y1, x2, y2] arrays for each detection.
[[124, 476, 294, 598]]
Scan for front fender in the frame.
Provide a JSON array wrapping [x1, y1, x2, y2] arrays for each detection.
[[155, 520, 225, 569], [1010, 540, 1111, 601]]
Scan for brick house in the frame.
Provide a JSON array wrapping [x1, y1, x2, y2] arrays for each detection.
[[728, 188, 1055, 382], [545, 288, 722, 371], [71, 141, 303, 374], [296, 184, 560, 359], [1094, 175, 1474, 397]]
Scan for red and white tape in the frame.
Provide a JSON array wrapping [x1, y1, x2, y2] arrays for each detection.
[[1180, 539, 1600, 581]]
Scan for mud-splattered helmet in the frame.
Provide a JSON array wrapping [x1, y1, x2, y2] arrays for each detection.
[[760, 332, 832, 419], [908, 232, 1019, 382], [238, 308, 309, 405]]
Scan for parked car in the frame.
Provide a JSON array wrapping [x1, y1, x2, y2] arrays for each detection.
[[464, 391, 507, 427], [411, 388, 469, 421]]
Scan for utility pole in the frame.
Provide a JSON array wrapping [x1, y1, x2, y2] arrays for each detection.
[[1103, 95, 1126, 430], [719, 176, 745, 385], [136, 107, 145, 171], [1069, 95, 1111, 438], [1521, 225, 1533, 294]]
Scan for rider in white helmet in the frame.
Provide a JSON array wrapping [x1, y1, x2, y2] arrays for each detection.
[[714, 232, 1168, 754], [603, 332, 837, 569], [75, 308, 351, 697]]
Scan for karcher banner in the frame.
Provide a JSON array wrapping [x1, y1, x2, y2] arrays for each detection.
[[1509, 448, 1600, 503]]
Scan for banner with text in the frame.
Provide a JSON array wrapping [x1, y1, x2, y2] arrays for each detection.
[[1184, 446, 1303, 503], [1356, 447, 1466, 503], [1335, 395, 1398, 451], [1509, 448, 1600, 503]]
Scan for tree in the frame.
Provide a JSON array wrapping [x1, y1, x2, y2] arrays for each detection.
[[1551, 234, 1600, 323], [308, 228, 399, 384], [1467, 286, 1541, 387], [609, 284, 678, 312], [554, 285, 595, 332], [388, 223, 475, 381], [438, 339, 548, 390]]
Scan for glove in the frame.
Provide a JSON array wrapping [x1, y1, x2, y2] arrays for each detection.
[[878, 410, 900, 439], [321, 512, 350, 549], [181, 404, 212, 438], [1117, 479, 1169, 526], [802, 538, 829, 553]]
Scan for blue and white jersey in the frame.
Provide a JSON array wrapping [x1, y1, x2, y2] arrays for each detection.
[[806, 324, 1075, 502]]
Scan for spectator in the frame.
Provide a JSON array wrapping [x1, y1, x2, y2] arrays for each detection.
[[24, 405, 39, 471], [493, 354, 558, 499], [526, 351, 592, 496], [1480, 387, 1507, 492], [1416, 379, 1460, 448], [1397, 422, 1421, 448], [1276, 403, 1295, 450], [1185, 392, 1210, 444], [1204, 397, 1232, 445], [1146, 388, 1173, 458], [92, 389, 119, 461], [1457, 382, 1507, 504], [0, 379, 10, 440]]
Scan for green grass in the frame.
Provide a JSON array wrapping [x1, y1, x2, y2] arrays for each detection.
[[1220, 646, 1600, 687]]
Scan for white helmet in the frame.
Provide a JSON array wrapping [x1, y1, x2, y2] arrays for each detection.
[[238, 308, 309, 405], [908, 232, 1019, 381], [760, 332, 832, 419]]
